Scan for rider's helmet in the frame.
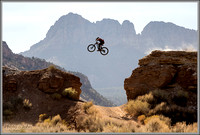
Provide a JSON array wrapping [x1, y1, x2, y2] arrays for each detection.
[[96, 37, 99, 41]]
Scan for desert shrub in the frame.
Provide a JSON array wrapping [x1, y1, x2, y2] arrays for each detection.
[[47, 65, 56, 72], [86, 106, 98, 115], [62, 87, 78, 100], [144, 115, 159, 125], [83, 101, 93, 113], [137, 92, 155, 105], [41, 115, 64, 126], [44, 118, 51, 124], [152, 89, 169, 103], [172, 90, 189, 106], [51, 93, 62, 100], [137, 115, 146, 124], [144, 115, 170, 132], [125, 100, 150, 117], [34, 114, 73, 133], [39, 113, 48, 122], [77, 111, 137, 133], [157, 115, 171, 126], [148, 102, 167, 116], [51, 115, 62, 125], [171, 122, 197, 133], [103, 119, 136, 132], [23, 99, 32, 110], [144, 115, 171, 129], [76, 114, 103, 132]]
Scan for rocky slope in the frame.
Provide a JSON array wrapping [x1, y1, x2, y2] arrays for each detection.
[[3, 41, 62, 71], [3, 66, 82, 124], [2, 41, 115, 107], [124, 50, 197, 124]]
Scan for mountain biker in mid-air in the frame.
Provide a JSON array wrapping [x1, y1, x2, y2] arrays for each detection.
[[96, 37, 105, 51]]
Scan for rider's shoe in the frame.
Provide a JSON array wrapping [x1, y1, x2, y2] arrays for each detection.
[[97, 49, 101, 51]]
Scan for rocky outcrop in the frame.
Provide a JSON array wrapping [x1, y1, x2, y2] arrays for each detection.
[[3, 66, 82, 100], [124, 50, 197, 100]]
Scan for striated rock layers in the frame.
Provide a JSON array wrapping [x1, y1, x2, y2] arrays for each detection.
[[3, 66, 82, 100], [124, 50, 197, 100]]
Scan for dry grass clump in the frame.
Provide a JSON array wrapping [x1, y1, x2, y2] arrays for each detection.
[[137, 92, 155, 104], [137, 115, 146, 124], [171, 122, 197, 133], [23, 99, 32, 110], [144, 116, 170, 132], [148, 102, 167, 115], [144, 115, 171, 126], [47, 65, 56, 72], [82, 101, 93, 113], [77, 103, 103, 132], [125, 100, 150, 117], [39, 113, 48, 122], [103, 119, 136, 132], [32, 114, 75, 133], [62, 87, 78, 100]]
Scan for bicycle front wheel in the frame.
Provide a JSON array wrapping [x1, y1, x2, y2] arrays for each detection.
[[87, 44, 96, 52]]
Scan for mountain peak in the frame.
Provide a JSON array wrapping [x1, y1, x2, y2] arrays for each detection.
[[2, 41, 14, 58], [122, 20, 136, 35], [63, 12, 84, 19]]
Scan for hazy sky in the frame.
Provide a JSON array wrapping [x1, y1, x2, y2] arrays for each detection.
[[2, 2, 198, 53]]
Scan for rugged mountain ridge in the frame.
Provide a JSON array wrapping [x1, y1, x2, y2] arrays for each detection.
[[20, 13, 198, 106], [3, 41, 58, 71], [2, 41, 115, 107]]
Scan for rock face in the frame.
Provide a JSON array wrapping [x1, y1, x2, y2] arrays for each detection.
[[3, 66, 82, 100], [124, 50, 197, 100]]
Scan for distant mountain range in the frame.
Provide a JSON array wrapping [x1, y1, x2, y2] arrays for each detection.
[[3, 41, 115, 107], [21, 12, 198, 105]]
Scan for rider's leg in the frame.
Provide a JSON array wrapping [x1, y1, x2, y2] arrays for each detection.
[[97, 44, 101, 51], [98, 43, 103, 51]]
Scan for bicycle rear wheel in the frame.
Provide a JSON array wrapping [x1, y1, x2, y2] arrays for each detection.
[[87, 44, 96, 52], [100, 47, 109, 55]]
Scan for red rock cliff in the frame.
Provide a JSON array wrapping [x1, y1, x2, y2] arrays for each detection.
[[124, 50, 197, 100], [3, 66, 82, 100]]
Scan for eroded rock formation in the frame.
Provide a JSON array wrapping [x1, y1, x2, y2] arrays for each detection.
[[3, 66, 82, 100], [124, 50, 197, 100]]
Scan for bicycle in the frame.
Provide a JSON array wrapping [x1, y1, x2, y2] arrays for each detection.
[[87, 42, 109, 55]]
